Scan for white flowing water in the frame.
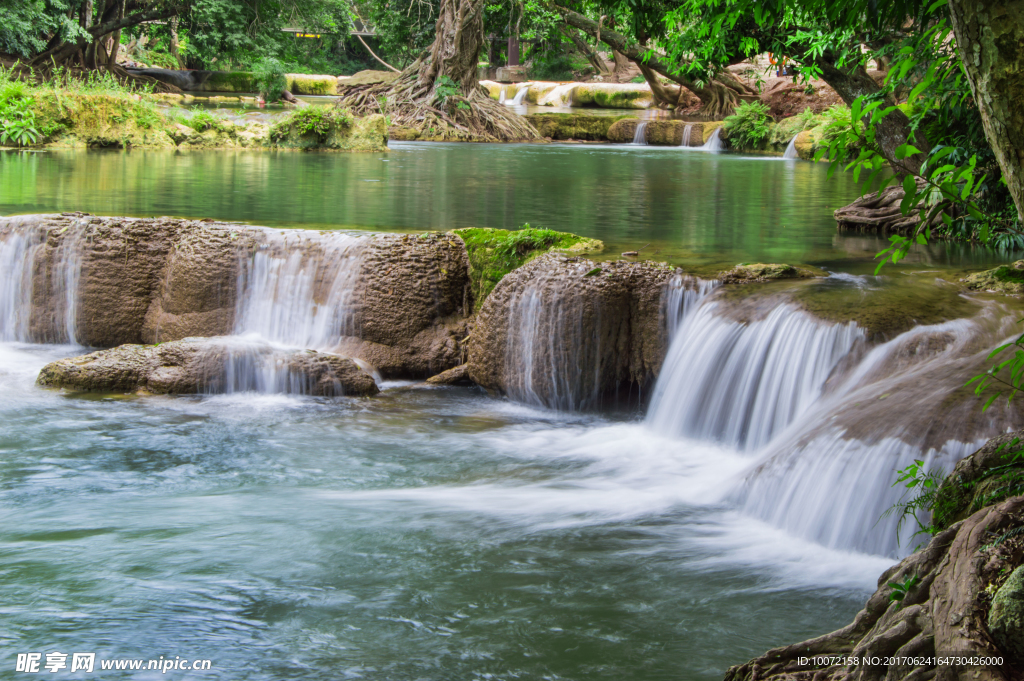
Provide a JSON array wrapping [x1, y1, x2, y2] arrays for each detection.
[[233, 230, 367, 349], [508, 83, 530, 105], [540, 83, 577, 107], [680, 124, 693, 147], [700, 127, 724, 151], [632, 122, 649, 145], [498, 85, 508, 104], [647, 301, 864, 450], [783, 136, 799, 159], [663, 274, 718, 338]]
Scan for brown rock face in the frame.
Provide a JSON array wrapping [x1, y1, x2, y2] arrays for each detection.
[[36, 338, 379, 396], [606, 119, 713, 146], [467, 254, 681, 409]]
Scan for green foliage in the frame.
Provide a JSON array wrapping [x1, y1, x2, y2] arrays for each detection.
[[434, 76, 470, 111], [888, 574, 921, 608], [453, 226, 602, 309], [883, 460, 946, 546], [723, 101, 773, 151], [184, 107, 220, 132], [269, 106, 354, 142], [0, 71, 39, 147], [251, 58, 287, 103]]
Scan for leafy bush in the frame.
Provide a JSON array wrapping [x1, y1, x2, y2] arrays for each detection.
[[184, 107, 219, 132], [723, 101, 774, 151], [269, 106, 354, 142], [251, 58, 287, 102], [0, 71, 39, 146]]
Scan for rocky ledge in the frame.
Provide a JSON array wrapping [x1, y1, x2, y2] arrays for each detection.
[[37, 338, 379, 397]]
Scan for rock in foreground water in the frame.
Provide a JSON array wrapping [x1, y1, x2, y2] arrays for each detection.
[[37, 338, 379, 397]]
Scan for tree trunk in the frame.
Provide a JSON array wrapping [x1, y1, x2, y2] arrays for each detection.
[[563, 28, 609, 76], [336, 0, 539, 141], [948, 0, 1024, 223], [168, 16, 183, 68]]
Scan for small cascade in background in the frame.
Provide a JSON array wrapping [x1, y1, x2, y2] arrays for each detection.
[[699, 127, 723, 151], [503, 263, 604, 411], [498, 85, 508, 104], [632, 122, 649, 145], [680, 124, 693, 147], [647, 301, 864, 450], [783, 136, 799, 159], [508, 84, 530, 105], [233, 230, 367, 349], [0, 220, 84, 344]]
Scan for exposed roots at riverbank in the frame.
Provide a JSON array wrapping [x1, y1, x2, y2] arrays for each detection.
[[338, 76, 539, 142], [1, 57, 180, 94]]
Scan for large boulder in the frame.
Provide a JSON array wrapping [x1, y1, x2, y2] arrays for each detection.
[[989, 565, 1024, 664], [36, 338, 379, 396], [467, 253, 681, 409], [525, 113, 635, 141]]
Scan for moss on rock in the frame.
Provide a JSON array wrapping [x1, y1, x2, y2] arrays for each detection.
[[204, 71, 256, 92], [963, 260, 1024, 295], [286, 74, 339, 96], [989, 565, 1024, 664], [268, 108, 388, 151], [719, 263, 824, 283], [450, 226, 603, 310], [525, 113, 634, 140], [34, 92, 176, 148]]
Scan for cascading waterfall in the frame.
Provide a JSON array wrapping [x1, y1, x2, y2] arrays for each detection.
[[498, 85, 508, 104], [233, 230, 367, 349], [680, 124, 693, 147], [699, 127, 723, 151], [646, 301, 864, 450], [0, 221, 84, 344], [783, 136, 799, 159], [663, 274, 718, 338], [632, 122, 649, 145], [508, 84, 530, 105]]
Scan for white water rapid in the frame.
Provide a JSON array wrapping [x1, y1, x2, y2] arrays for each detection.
[[700, 127, 723, 151], [508, 84, 530, 105], [681, 124, 693, 147], [632, 122, 649, 145]]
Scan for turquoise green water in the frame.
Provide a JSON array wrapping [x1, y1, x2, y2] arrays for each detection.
[[0, 143, 1007, 274]]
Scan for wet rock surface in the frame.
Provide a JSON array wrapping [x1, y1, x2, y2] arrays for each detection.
[[467, 253, 681, 408], [37, 338, 379, 397]]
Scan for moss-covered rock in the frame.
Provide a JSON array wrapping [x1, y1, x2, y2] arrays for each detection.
[[204, 71, 256, 92], [963, 260, 1024, 295], [794, 129, 816, 159], [450, 227, 603, 310], [286, 74, 339, 96], [34, 93, 176, 149], [269, 108, 388, 151], [930, 430, 1024, 531], [525, 113, 635, 140], [719, 263, 823, 283], [338, 70, 398, 87], [989, 565, 1024, 664], [572, 83, 653, 109]]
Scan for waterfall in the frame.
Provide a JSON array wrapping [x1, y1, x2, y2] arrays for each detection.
[[498, 85, 508, 104], [0, 220, 84, 344], [699, 127, 723, 151], [503, 264, 604, 411], [680, 124, 693, 147], [233, 230, 367, 349], [783, 136, 799, 159], [646, 302, 864, 450], [632, 122, 649, 145], [663, 274, 718, 338], [508, 84, 530, 105]]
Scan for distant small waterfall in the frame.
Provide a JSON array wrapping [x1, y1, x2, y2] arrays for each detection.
[[783, 136, 799, 159], [233, 231, 367, 349], [646, 302, 863, 450], [632, 122, 649, 145], [699, 127, 723, 151], [508, 84, 530, 105], [0, 220, 84, 344], [498, 85, 508, 104], [680, 124, 693, 147]]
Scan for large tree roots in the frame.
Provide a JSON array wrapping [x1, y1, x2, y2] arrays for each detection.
[[338, 76, 539, 142], [724, 495, 1024, 681], [834, 182, 944, 236]]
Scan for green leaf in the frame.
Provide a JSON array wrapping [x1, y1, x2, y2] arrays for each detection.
[[896, 144, 922, 160]]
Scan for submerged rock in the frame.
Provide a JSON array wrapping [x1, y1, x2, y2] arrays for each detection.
[[36, 338, 379, 396], [718, 263, 823, 283], [467, 253, 682, 409], [964, 261, 1024, 295]]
